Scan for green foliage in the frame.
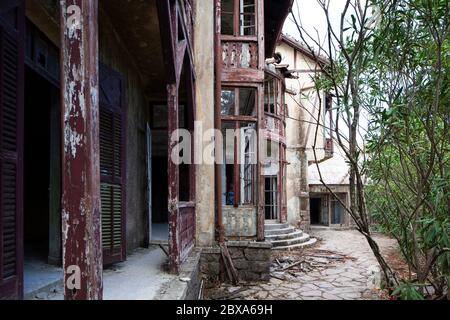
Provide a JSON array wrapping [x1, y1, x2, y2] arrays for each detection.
[[364, 0, 449, 298], [393, 282, 425, 300]]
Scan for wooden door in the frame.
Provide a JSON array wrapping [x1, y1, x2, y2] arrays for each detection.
[[0, 0, 24, 300], [99, 63, 126, 265]]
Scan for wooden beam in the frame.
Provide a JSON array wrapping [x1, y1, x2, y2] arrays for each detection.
[[60, 0, 102, 300], [167, 83, 180, 273], [257, 84, 265, 241], [157, 0, 177, 83]]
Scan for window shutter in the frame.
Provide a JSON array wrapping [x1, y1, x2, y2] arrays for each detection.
[[99, 64, 126, 265], [0, 0, 24, 300]]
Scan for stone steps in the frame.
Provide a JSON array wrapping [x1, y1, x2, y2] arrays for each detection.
[[265, 230, 303, 241], [272, 238, 318, 250], [265, 223, 289, 230], [264, 222, 316, 250], [265, 226, 296, 236]]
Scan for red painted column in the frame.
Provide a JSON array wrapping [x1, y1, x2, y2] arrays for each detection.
[[60, 0, 102, 300], [257, 84, 265, 241], [167, 83, 180, 273]]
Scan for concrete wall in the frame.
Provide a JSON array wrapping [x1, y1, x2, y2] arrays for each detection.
[[193, 1, 216, 247]]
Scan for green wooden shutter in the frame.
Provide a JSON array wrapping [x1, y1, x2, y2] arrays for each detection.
[[0, 0, 24, 300], [99, 64, 126, 265]]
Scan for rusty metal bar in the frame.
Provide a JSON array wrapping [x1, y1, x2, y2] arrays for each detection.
[[60, 0, 102, 300]]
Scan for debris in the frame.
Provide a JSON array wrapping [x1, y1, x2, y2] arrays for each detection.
[[279, 260, 304, 271], [220, 243, 240, 285], [159, 244, 169, 257], [212, 287, 248, 300]]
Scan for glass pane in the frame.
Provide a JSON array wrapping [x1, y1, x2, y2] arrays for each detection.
[[221, 89, 235, 115], [222, 122, 236, 205], [221, 13, 234, 35], [239, 88, 256, 116], [264, 78, 277, 114], [240, 0, 256, 36], [223, 0, 234, 12]]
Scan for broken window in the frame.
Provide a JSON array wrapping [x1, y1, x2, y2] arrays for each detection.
[[220, 88, 258, 207], [221, 0, 257, 36], [240, 0, 256, 36], [264, 76, 282, 115], [222, 87, 257, 118]]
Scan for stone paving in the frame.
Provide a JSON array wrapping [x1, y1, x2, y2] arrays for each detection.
[[206, 229, 398, 300]]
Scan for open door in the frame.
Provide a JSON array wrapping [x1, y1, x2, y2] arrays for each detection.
[[0, 0, 25, 300]]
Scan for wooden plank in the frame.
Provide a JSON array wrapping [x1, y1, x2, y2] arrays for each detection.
[[222, 68, 264, 83], [219, 243, 240, 285]]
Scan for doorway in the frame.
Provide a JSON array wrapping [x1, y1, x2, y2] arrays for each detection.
[[264, 176, 278, 220], [148, 104, 169, 243], [310, 197, 322, 225], [23, 66, 62, 296]]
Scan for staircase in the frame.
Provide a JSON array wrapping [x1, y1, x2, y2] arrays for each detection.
[[265, 222, 317, 250]]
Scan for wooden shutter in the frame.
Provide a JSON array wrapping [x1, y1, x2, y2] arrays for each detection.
[[99, 64, 126, 265], [0, 0, 24, 300]]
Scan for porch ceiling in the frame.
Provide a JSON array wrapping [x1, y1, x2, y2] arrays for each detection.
[[265, 0, 294, 58], [101, 0, 166, 97]]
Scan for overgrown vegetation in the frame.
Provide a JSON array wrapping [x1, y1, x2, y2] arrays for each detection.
[[365, 0, 449, 300], [290, 0, 449, 299]]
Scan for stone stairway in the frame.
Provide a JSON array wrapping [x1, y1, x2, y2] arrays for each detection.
[[265, 222, 317, 250]]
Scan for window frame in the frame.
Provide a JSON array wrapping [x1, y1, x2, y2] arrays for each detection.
[[220, 0, 258, 38], [264, 75, 285, 117], [220, 86, 259, 207]]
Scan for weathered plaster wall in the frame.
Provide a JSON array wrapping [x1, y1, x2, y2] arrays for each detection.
[[98, 8, 148, 252], [310, 185, 353, 227], [276, 42, 328, 229], [193, 1, 216, 247], [222, 207, 257, 238], [26, 3, 148, 253]]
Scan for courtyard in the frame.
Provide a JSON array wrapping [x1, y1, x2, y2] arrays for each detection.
[[205, 229, 405, 300]]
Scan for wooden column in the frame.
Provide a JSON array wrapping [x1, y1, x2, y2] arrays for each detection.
[[167, 83, 180, 273], [257, 84, 265, 241], [60, 0, 102, 300]]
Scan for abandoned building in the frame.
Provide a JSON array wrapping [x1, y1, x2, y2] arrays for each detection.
[[276, 34, 354, 230], [308, 150, 353, 228], [0, 0, 314, 300]]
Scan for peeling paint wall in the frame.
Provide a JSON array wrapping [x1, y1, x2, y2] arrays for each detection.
[[193, 1, 216, 247], [222, 207, 257, 238], [276, 42, 327, 229], [98, 8, 148, 252], [26, 3, 149, 254]]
